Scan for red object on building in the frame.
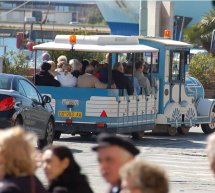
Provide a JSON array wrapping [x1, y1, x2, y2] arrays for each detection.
[[16, 32, 24, 49]]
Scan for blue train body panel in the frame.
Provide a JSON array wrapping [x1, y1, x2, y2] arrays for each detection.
[[37, 86, 157, 134]]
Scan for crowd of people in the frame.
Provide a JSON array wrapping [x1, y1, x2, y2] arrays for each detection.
[[33, 53, 157, 96], [0, 126, 214, 193]]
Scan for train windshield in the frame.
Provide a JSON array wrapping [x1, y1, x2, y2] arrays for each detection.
[[170, 50, 189, 83]]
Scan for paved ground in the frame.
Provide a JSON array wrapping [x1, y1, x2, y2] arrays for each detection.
[[36, 126, 215, 193]]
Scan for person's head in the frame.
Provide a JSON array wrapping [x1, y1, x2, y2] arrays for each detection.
[[135, 61, 143, 71], [114, 62, 124, 73], [85, 64, 94, 74], [57, 61, 65, 69], [206, 133, 215, 174], [143, 64, 149, 73], [120, 160, 169, 193], [57, 55, 67, 63], [90, 60, 99, 67], [0, 126, 37, 179], [81, 59, 90, 74], [124, 65, 133, 75], [62, 63, 72, 75], [42, 145, 80, 182], [48, 60, 56, 71], [92, 133, 139, 186], [42, 52, 50, 62], [41, 61, 51, 71], [69, 59, 82, 72]]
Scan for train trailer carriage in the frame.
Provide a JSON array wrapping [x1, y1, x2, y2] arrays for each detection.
[[33, 35, 215, 139]]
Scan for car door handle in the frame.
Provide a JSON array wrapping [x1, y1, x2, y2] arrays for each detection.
[[15, 101, 22, 107]]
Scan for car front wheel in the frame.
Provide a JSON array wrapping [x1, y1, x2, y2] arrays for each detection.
[[37, 118, 54, 149]]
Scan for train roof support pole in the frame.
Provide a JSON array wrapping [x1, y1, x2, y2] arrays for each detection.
[[139, 0, 148, 36]]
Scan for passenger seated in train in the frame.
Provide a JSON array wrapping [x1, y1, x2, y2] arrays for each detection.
[[90, 60, 100, 79], [134, 61, 152, 95], [33, 62, 60, 87], [98, 53, 111, 83], [55, 61, 64, 72], [48, 60, 58, 77], [77, 64, 108, 88], [69, 59, 83, 78], [99, 63, 108, 83], [124, 65, 141, 95], [81, 59, 90, 74], [143, 63, 158, 91], [57, 55, 68, 63], [55, 63, 77, 87], [112, 62, 134, 95], [42, 52, 51, 62]]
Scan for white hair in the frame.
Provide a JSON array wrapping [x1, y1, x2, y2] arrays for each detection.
[[69, 59, 82, 71], [57, 55, 67, 63], [85, 64, 94, 74]]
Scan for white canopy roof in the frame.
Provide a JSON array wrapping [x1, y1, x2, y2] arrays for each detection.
[[33, 35, 158, 53], [140, 37, 192, 47]]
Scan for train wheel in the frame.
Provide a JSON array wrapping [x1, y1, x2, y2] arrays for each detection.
[[201, 108, 215, 134], [178, 126, 190, 135], [54, 131, 61, 140], [80, 132, 92, 138], [167, 126, 177, 136], [131, 131, 144, 139]]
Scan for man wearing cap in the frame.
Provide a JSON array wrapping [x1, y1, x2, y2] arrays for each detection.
[[92, 133, 140, 193], [33, 62, 60, 87]]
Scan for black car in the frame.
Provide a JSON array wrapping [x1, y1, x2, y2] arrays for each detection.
[[0, 73, 55, 149]]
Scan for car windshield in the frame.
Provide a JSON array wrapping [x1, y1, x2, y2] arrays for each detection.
[[0, 75, 12, 90]]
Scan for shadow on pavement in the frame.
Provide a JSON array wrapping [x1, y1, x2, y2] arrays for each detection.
[[55, 131, 209, 150]]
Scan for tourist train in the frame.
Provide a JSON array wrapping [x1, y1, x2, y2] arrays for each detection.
[[33, 34, 215, 139]]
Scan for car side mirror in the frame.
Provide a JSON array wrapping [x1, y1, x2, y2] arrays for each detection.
[[42, 95, 51, 104]]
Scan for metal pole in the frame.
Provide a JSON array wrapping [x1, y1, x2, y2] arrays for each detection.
[[139, 0, 148, 36], [34, 50, 37, 84], [179, 16, 185, 41]]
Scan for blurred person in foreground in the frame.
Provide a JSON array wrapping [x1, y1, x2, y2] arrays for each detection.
[[120, 159, 169, 193], [206, 132, 215, 175], [0, 126, 47, 193], [42, 145, 94, 193], [92, 133, 140, 193]]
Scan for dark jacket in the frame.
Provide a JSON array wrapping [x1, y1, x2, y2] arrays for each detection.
[[33, 71, 60, 87], [48, 170, 94, 193], [71, 70, 82, 78], [0, 175, 48, 193], [112, 70, 134, 95], [99, 67, 108, 83]]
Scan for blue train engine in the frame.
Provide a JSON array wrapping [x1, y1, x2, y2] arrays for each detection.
[[139, 37, 215, 135]]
